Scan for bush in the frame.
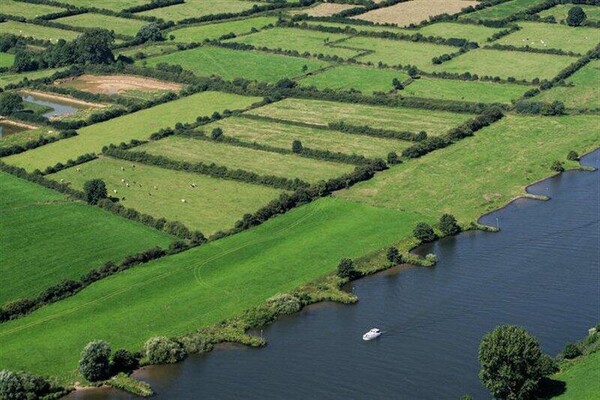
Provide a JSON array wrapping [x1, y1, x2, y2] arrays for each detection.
[[567, 6, 586, 26], [144, 337, 187, 365], [439, 214, 460, 236], [562, 343, 582, 359], [551, 161, 564, 172], [83, 179, 107, 205], [266, 294, 302, 315], [0, 370, 25, 399], [567, 150, 579, 161], [0, 92, 24, 114], [337, 258, 357, 279], [413, 222, 436, 243], [111, 349, 140, 374], [79, 340, 112, 382], [292, 140, 303, 154], [387, 151, 400, 165], [386, 246, 403, 264]]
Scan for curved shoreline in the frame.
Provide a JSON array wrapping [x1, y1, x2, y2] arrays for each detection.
[[69, 147, 600, 397]]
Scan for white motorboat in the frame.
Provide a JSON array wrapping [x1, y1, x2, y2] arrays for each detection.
[[362, 328, 382, 341]]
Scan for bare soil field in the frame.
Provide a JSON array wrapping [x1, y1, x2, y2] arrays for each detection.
[[352, 0, 479, 26], [55, 74, 183, 95]]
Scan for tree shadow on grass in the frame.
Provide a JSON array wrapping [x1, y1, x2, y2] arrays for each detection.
[[536, 377, 567, 399]]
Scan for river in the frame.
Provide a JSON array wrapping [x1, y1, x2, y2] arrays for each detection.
[[68, 149, 599, 399]]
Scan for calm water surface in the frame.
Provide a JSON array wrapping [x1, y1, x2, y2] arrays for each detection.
[[22, 93, 83, 118], [69, 150, 600, 400]]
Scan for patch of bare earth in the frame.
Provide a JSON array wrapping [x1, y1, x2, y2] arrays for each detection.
[[352, 0, 479, 26], [55, 74, 183, 95], [304, 3, 361, 17]]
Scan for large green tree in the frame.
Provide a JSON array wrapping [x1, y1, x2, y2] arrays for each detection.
[[0, 92, 24, 115], [413, 222, 436, 242], [567, 6, 586, 26], [0, 370, 25, 400], [439, 214, 461, 236], [83, 179, 107, 205], [74, 29, 115, 64], [78, 340, 112, 382], [478, 325, 544, 400]]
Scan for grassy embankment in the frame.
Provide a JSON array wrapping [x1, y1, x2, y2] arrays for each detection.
[[201, 116, 413, 158], [0, 171, 173, 305], [0, 52, 15, 68], [141, 46, 328, 83], [551, 350, 600, 399], [168, 16, 278, 43], [0, 21, 80, 42], [50, 157, 284, 235], [337, 114, 600, 222], [246, 97, 474, 136], [532, 59, 600, 110], [3, 91, 261, 171], [55, 14, 148, 37], [0, 197, 421, 380]]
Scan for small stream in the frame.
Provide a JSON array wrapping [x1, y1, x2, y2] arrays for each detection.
[[68, 149, 600, 400]]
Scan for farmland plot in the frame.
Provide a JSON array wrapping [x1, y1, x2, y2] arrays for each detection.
[[353, 0, 478, 26], [138, 0, 261, 22], [0, 21, 80, 42], [168, 16, 278, 43], [55, 13, 148, 37]]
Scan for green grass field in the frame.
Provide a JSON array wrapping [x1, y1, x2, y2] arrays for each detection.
[[0, 21, 80, 42], [431, 48, 577, 80], [138, 0, 261, 22], [346, 36, 457, 69], [0, 0, 64, 18], [168, 16, 278, 43], [50, 157, 281, 235], [0, 196, 421, 379], [495, 22, 600, 54], [56, 0, 148, 11], [538, 4, 600, 22], [118, 42, 180, 59], [246, 98, 473, 136], [0, 52, 14, 68], [0, 171, 173, 305], [4, 91, 261, 171], [203, 116, 413, 158], [228, 27, 357, 58], [140, 45, 328, 83], [402, 77, 528, 104], [418, 22, 502, 44], [55, 13, 148, 37], [552, 351, 600, 399], [337, 114, 600, 222], [138, 136, 355, 183], [532, 59, 600, 110], [0, 126, 56, 149], [298, 64, 409, 94], [461, 0, 546, 21], [0, 68, 65, 88]]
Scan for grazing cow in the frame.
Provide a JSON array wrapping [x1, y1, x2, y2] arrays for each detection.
[[113, 189, 118, 194], [181, 199, 186, 203]]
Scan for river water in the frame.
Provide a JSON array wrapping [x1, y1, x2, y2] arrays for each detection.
[[69, 149, 599, 400], [21, 93, 83, 118]]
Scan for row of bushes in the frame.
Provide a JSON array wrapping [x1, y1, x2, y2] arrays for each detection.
[[286, 21, 478, 48], [0, 246, 174, 322], [0, 160, 84, 199], [0, 370, 69, 400], [183, 128, 374, 166], [328, 120, 427, 141], [432, 48, 469, 65], [103, 145, 310, 191], [402, 107, 504, 159], [484, 43, 582, 57], [0, 129, 76, 158], [41, 152, 97, 175]]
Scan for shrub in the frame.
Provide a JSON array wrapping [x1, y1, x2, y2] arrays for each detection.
[[83, 179, 107, 205], [413, 223, 436, 243], [386, 246, 403, 264], [144, 337, 187, 365], [292, 140, 303, 154], [567, 6, 586, 27], [551, 161, 564, 172], [439, 214, 460, 236], [266, 294, 302, 315], [562, 343, 582, 359], [567, 151, 579, 161], [337, 258, 357, 279], [111, 349, 140, 374], [387, 151, 400, 165], [0, 370, 25, 399], [79, 340, 112, 382], [0, 92, 24, 114], [478, 325, 545, 400], [211, 127, 223, 141]]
